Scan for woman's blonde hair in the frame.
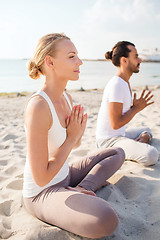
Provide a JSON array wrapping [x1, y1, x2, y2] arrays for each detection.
[[28, 33, 70, 79]]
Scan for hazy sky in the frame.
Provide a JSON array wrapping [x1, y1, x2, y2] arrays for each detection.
[[0, 0, 160, 59]]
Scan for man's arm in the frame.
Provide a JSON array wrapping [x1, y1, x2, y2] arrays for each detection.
[[109, 90, 154, 130]]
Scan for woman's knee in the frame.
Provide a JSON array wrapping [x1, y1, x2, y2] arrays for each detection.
[[94, 205, 118, 238]]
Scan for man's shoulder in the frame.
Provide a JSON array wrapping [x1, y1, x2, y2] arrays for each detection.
[[107, 76, 126, 89]]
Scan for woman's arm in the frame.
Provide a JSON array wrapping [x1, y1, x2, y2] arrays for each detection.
[[25, 97, 87, 187]]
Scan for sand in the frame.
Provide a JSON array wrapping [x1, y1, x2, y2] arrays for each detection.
[[0, 86, 160, 240]]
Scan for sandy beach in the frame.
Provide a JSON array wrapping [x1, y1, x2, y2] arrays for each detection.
[[0, 86, 160, 240]]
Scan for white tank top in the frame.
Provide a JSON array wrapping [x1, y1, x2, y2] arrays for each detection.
[[23, 90, 72, 198]]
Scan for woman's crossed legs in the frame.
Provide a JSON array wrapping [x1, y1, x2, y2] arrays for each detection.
[[23, 147, 125, 239]]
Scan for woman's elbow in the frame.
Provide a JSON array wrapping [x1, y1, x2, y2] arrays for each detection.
[[36, 181, 46, 187], [33, 174, 48, 187], [111, 122, 120, 130], [35, 179, 46, 187]]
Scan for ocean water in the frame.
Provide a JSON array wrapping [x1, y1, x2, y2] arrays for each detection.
[[0, 59, 160, 93]]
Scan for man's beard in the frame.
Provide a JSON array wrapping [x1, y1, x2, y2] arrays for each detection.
[[129, 63, 140, 73]]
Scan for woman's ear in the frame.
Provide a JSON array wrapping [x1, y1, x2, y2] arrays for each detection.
[[45, 55, 54, 69]]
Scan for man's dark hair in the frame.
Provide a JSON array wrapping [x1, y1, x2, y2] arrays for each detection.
[[105, 41, 135, 66]]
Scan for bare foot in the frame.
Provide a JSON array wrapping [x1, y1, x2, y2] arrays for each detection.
[[66, 186, 96, 196], [135, 133, 151, 143]]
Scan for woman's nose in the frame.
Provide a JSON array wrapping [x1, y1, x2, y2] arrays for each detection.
[[78, 58, 83, 66]]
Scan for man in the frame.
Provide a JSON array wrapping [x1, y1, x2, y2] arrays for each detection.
[[96, 41, 159, 166]]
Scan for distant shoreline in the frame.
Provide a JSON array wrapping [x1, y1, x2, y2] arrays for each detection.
[[1, 84, 160, 97], [0, 59, 159, 94], [82, 59, 160, 63]]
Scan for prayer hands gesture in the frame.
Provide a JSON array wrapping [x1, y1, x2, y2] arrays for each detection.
[[66, 105, 87, 145], [132, 90, 154, 113]]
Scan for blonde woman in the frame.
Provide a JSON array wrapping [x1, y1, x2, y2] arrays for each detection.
[[23, 33, 125, 239]]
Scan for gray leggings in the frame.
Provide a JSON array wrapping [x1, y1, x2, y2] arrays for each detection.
[[23, 147, 125, 239]]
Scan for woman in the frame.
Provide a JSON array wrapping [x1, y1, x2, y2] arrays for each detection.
[[23, 33, 125, 239]]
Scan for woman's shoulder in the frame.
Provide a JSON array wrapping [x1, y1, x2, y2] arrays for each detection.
[[25, 95, 52, 128], [26, 95, 49, 113]]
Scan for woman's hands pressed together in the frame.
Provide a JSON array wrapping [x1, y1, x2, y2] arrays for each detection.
[[66, 105, 87, 146]]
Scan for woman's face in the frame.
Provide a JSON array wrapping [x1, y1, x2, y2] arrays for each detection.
[[52, 39, 83, 81]]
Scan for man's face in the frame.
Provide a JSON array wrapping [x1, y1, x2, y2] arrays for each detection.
[[126, 45, 142, 73]]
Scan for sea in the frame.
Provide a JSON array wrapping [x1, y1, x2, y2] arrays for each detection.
[[0, 59, 160, 93]]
